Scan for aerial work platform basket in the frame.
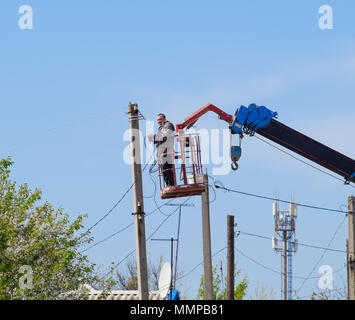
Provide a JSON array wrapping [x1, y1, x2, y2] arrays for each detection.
[[159, 133, 206, 199]]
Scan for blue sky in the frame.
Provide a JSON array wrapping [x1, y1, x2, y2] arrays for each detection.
[[1, 1, 355, 299]]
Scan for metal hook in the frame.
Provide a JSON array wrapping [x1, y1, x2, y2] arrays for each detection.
[[231, 161, 239, 171]]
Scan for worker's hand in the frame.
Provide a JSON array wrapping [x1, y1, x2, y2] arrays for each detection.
[[147, 134, 155, 143]]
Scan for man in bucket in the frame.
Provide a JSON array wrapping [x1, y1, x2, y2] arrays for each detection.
[[148, 113, 175, 186]]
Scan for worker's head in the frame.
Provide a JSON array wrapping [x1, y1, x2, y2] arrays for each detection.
[[157, 113, 166, 127]]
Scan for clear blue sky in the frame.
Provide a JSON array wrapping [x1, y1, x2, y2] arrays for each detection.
[[1, 1, 355, 299]]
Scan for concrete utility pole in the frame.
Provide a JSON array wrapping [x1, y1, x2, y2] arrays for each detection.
[[227, 215, 235, 300], [201, 174, 213, 300], [348, 196, 355, 300], [128, 103, 149, 300]]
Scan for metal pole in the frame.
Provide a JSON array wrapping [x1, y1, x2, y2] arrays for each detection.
[[174, 205, 182, 289], [348, 196, 355, 300], [287, 239, 293, 300], [282, 232, 287, 300], [128, 103, 149, 300], [170, 237, 174, 293], [227, 215, 235, 300], [201, 174, 213, 300]]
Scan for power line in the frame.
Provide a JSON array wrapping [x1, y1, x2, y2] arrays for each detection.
[[237, 231, 347, 294], [239, 231, 346, 254], [105, 197, 191, 277], [174, 205, 183, 289], [254, 135, 355, 189], [176, 241, 335, 285], [214, 181, 349, 215], [82, 222, 134, 253], [176, 247, 227, 281], [82, 198, 175, 253], [295, 286, 347, 300], [235, 247, 282, 277], [148, 165, 173, 217], [235, 247, 327, 280], [3, 108, 121, 153], [296, 214, 348, 295], [85, 153, 154, 234], [204, 174, 218, 204], [156, 246, 228, 297], [146, 196, 191, 241], [85, 184, 134, 234]]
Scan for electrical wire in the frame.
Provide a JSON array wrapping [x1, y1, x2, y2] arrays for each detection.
[[295, 214, 348, 295], [175, 246, 227, 281], [254, 135, 355, 189], [147, 196, 191, 241], [203, 174, 217, 204], [81, 198, 175, 253], [147, 160, 197, 218], [85, 184, 134, 234], [214, 181, 349, 215], [235, 247, 282, 277], [239, 231, 346, 254], [173, 205, 182, 289], [82, 223, 134, 253], [2, 108, 121, 153], [235, 247, 324, 280], [155, 240, 223, 296], [295, 286, 347, 300], [85, 152, 154, 234], [105, 196, 191, 277], [237, 230, 348, 289], [148, 166, 172, 217], [143, 161, 158, 199], [144, 127, 217, 206]]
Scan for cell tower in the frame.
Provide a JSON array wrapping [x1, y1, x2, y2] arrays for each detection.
[[272, 199, 298, 300]]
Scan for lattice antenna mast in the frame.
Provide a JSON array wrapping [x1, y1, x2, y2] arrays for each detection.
[[272, 199, 298, 300]]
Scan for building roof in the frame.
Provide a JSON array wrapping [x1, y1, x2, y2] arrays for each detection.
[[86, 286, 164, 300]]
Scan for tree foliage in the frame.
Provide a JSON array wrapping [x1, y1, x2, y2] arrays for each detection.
[[196, 263, 248, 300], [0, 158, 111, 299]]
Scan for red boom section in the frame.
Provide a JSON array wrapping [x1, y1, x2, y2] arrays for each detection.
[[176, 103, 233, 131]]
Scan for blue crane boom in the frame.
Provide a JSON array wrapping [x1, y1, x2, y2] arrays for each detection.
[[177, 103, 355, 184]]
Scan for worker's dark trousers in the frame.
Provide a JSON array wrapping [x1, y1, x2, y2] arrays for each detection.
[[162, 162, 175, 186]]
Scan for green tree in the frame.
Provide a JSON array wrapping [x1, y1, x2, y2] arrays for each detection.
[[0, 158, 113, 299], [196, 263, 248, 300]]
